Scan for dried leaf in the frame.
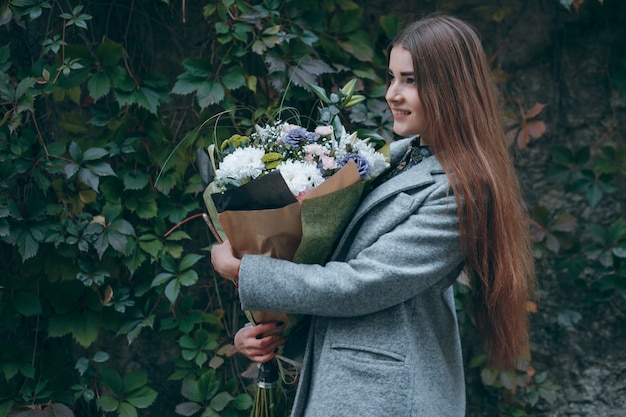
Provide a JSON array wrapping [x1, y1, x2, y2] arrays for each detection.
[[525, 102, 547, 119], [104, 285, 113, 303], [526, 120, 547, 139], [516, 127, 531, 149]]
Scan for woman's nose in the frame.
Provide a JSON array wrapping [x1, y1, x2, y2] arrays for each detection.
[[386, 85, 400, 103]]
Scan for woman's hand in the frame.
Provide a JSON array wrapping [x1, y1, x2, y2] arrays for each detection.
[[234, 322, 285, 363], [210, 240, 241, 284]]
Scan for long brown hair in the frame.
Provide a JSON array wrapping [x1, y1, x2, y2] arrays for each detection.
[[389, 14, 536, 370]]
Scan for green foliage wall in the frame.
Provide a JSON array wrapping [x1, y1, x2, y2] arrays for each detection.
[[0, 0, 624, 416], [0, 1, 392, 416]]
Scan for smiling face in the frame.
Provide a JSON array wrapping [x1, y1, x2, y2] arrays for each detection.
[[385, 46, 426, 139]]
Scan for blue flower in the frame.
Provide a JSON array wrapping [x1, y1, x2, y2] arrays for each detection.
[[283, 128, 319, 147], [337, 154, 370, 179]]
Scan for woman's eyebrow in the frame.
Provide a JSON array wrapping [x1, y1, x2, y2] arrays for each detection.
[[400, 71, 414, 76]]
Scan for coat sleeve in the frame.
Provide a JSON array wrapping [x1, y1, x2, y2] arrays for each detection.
[[236, 177, 464, 318]]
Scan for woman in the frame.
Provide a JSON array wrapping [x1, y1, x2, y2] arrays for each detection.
[[211, 14, 535, 417]]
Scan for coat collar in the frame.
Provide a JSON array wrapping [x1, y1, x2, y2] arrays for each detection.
[[346, 143, 446, 230]]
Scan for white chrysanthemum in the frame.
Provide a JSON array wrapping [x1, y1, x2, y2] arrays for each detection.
[[334, 127, 389, 179], [277, 160, 325, 196], [356, 144, 390, 180], [215, 147, 266, 185]]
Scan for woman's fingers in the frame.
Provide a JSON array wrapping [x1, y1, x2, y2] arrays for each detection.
[[234, 322, 285, 362]]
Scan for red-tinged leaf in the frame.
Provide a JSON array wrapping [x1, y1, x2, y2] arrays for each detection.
[[516, 128, 531, 149], [525, 102, 547, 119], [209, 356, 224, 369], [526, 120, 547, 139], [217, 343, 237, 357], [572, 0, 584, 12], [241, 363, 259, 379]]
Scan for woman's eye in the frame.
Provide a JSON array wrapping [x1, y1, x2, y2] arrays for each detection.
[[407, 78, 415, 85]]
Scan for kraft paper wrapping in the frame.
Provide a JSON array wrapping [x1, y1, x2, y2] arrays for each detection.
[[204, 161, 363, 331]]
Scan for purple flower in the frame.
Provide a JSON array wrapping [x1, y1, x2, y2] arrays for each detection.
[[283, 127, 319, 147], [338, 154, 370, 179]]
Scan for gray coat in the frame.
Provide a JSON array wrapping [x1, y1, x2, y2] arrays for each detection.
[[238, 138, 466, 417]]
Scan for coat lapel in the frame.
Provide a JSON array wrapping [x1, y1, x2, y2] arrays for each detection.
[[332, 154, 446, 258]]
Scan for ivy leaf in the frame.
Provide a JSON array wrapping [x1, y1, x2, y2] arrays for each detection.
[[117, 402, 138, 417], [135, 85, 164, 114], [100, 365, 123, 392], [196, 81, 225, 109], [15, 77, 36, 100], [178, 270, 198, 286], [586, 184, 603, 208], [78, 168, 100, 192], [209, 391, 233, 412], [172, 75, 202, 95], [68, 141, 83, 160], [17, 229, 39, 260], [93, 351, 111, 362], [0, 7, 12, 26], [0, 219, 9, 237], [150, 272, 174, 287], [231, 393, 253, 411], [343, 31, 374, 61], [221, 67, 246, 90], [175, 402, 203, 416], [11, 292, 42, 316], [125, 249, 147, 275], [181, 378, 202, 403], [88, 71, 111, 100], [288, 56, 335, 90], [86, 161, 116, 176], [111, 219, 135, 235], [122, 371, 148, 394], [96, 39, 124, 68], [96, 396, 120, 412], [126, 386, 158, 408], [123, 170, 150, 190], [178, 335, 196, 349], [138, 235, 163, 258], [181, 57, 213, 77], [71, 312, 100, 347], [129, 197, 158, 219], [164, 279, 181, 303], [49, 311, 99, 347], [252, 40, 266, 55], [179, 253, 204, 271], [107, 230, 129, 253], [161, 254, 177, 272]]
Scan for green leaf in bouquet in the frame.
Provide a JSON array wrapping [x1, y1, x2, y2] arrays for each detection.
[[293, 180, 365, 264], [202, 182, 227, 242]]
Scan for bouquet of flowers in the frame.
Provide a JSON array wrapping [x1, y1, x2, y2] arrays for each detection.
[[202, 79, 388, 292], [199, 79, 389, 415]]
